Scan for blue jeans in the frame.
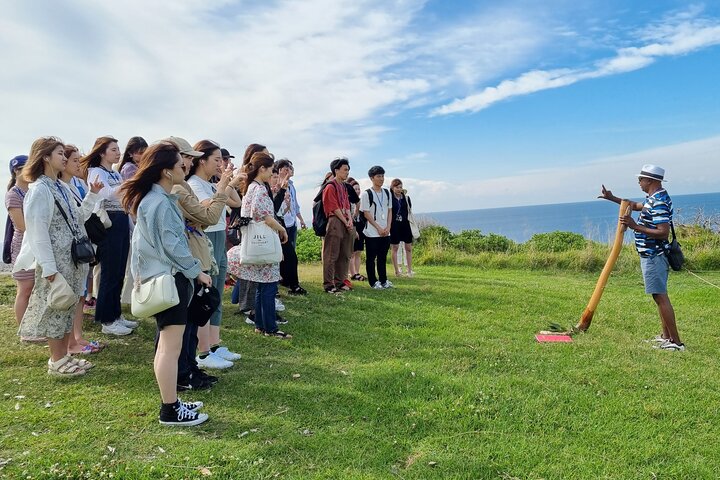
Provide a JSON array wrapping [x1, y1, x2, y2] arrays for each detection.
[[287, 224, 298, 249], [255, 282, 278, 332], [206, 230, 227, 327]]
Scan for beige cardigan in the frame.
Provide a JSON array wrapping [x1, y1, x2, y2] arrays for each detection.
[[171, 181, 228, 272]]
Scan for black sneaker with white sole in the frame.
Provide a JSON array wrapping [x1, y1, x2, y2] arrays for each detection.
[[159, 401, 208, 426], [179, 398, 204, 411], [195, 369, 219, 385], [276, 314, 288, 325]]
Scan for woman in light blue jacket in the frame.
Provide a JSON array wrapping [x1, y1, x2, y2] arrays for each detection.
[[121, 141, 212, 427]]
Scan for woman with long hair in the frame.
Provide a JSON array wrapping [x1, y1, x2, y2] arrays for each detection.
[[239, 152, 291, 338], [61, 145, 105, 354], [389, 178, 414, 277], [5, 154, 40, 341], [118, 136, 148, 181], [186, 140, 242, 369], [347, 177, 366, 282], [14, 137, 94, 376], [81, 136, 135, 336], [121, 141, 211, 426]]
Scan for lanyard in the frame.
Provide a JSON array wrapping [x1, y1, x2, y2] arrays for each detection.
[[55, 181, 76, 224], [373, 189, 385, 212], [99, 165, 121, 184], [334, 180, 349, 210]]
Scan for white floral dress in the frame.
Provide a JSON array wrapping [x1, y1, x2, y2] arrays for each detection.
[[238, 181, 280, 284], [18, 176, 89, 339]]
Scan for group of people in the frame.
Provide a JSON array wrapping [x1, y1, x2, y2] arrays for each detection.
[[3, 135, 419, 427]]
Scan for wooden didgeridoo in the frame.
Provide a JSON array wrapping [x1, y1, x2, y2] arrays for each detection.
[[576, 199, 631, 332]]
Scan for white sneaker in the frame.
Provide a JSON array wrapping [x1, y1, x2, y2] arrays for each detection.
[[196, 352, 233, 369], [245, 316, 256, 325], [372, 281, 384, 290], [118, 316, 138, 329], [654, 340, 686, 351], [214, 346, 242, 361], [382, 280, 394, 289], [275, 298, 285, 312], [101, 320, 133, 336]]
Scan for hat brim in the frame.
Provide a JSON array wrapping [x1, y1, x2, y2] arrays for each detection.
[[636, 173, 666, 182], [182, 150, 204, 158], [223, 155, 235, 159]]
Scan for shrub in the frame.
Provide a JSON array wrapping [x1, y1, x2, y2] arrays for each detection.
[[296, 227, 322, 262], [526, 231, 586, 252], [449, 230, 514, 253]]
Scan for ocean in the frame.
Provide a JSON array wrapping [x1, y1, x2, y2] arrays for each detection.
[[418, 192, 720, 243]]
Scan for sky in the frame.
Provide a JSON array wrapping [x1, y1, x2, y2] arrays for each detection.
[[1, 0, 719, 222]]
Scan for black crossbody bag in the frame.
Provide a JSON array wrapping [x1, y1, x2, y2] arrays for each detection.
[[54, 199, 96, 266], [666, 222, 684, 271]]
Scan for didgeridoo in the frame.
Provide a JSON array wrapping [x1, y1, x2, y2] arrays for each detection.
[[576, 199, 631, 332]]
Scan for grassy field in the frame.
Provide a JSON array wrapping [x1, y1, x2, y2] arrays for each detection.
[[1, 264, 719, 479]]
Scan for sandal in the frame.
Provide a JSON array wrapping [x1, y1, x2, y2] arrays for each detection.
[[324, 287, 342, 294], [88, 340, 106, 350], [47, 356, 86, 377], [68, 357, 94, 370], [264, 330, 292, 339], [288, 286, 307, 295], [73, 344, 100, 355], [254, 328, 266, 335], [350, 274, 366, 281]]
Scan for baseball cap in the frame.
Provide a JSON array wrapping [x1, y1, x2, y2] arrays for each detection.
[[9, 155, 28, 175], [220, 148, 235, 159], [165, 136, 203, 157]]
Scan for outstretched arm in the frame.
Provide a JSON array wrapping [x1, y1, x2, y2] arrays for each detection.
[[598, 184, 643, 211]]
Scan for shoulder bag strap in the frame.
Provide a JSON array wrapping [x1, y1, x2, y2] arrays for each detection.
[[53, 198, 78, 238]]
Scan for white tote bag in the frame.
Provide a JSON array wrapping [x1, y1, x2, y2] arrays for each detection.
[[407, 195, 420, 240], [131, 274, 179, 318], [240, 221, 282, 265]]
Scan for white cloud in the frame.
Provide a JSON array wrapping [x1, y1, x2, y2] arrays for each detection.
[[401, 135, 720, 214], [432, 9, 720, 116]]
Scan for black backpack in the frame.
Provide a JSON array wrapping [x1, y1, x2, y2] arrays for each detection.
[[312, 182, 338, 237]]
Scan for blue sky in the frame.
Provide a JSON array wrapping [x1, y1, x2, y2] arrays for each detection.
[[1, 0, 719, 220]]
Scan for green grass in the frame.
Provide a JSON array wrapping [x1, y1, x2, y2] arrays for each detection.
[[1, 265, 719, 479]]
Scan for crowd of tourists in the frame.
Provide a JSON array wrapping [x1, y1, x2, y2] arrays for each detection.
[[3, 136, 419, 426]]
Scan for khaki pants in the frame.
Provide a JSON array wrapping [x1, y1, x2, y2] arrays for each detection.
[[322, 216, 353, 289]]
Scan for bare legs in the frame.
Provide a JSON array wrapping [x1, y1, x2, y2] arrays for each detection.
[[154, 325, 185, 404], [68, 299, 91, 354], [653, 293, 681, 344], [391, 243, 413, 276], [14, 278, 34, 325], [48, 333, 72, 362]]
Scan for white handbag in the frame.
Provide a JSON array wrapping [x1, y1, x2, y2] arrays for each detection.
[[131, 274, 179, 318], [407, 196, 420, 240], [240, 221, 282, 265]]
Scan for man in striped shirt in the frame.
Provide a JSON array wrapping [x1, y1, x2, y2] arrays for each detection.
[[599, 164, 684, 351]]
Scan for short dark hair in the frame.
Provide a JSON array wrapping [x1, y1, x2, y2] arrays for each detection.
[[368, 165, 385, 178], [276, 158, 293, 171], [330, 157, 349, 175]]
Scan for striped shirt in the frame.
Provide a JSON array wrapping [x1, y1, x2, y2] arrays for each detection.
[[635, 189, 672, 258]]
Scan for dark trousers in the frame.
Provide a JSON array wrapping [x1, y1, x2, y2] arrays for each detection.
[[95, 211, 129, 325], [287, 224, 298, 249], [255, 282, 279, 333], [177, 321, 199, 383], [232, 278, 257, 313], [280, 239, 300, 288], [365, 236, 391, 286]]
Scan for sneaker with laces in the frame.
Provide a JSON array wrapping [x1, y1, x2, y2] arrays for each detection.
[[159, 402, 209, 426], [372, 281, 384, 290], [213, 346, 242, 361], [655, 340, 686, 351], [117, 316, 138, 329], [101, 320, 133, 336], [178, 398, 204, 411], [275, 298, 285, 312], [196, 352, 233, 369], [382, 280, 394, 289]]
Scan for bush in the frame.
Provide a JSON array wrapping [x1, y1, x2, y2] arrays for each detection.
[[449, 230, 515, 253], [296, 228, 322, 262], [526, 231, 586, 252]]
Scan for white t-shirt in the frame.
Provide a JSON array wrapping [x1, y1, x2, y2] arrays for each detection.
[[360, 187, 391, 238], [186, 175, 226, 233], [87, 166, 123, 211]]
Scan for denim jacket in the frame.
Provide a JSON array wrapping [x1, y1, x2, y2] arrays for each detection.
[[130, 184, 201, 283]]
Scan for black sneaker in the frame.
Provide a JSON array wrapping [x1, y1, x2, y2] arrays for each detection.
[[288, 286, 307, 295], [177, 381, 193, 392], [159, 402, 209, 426], [179, 398, 204, 411], [276, 314, 289, 325], [196, 369, 219, 385], [189, 376, 213, 390]]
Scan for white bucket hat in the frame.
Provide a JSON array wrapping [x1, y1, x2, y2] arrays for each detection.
[[636, 164, 666, 182], [48, 273, 78, 311]]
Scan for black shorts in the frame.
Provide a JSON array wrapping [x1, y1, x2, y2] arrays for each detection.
[[390, 221, 413, 245], [155, 273, 192, 330], [353, 229, 365, 252]]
